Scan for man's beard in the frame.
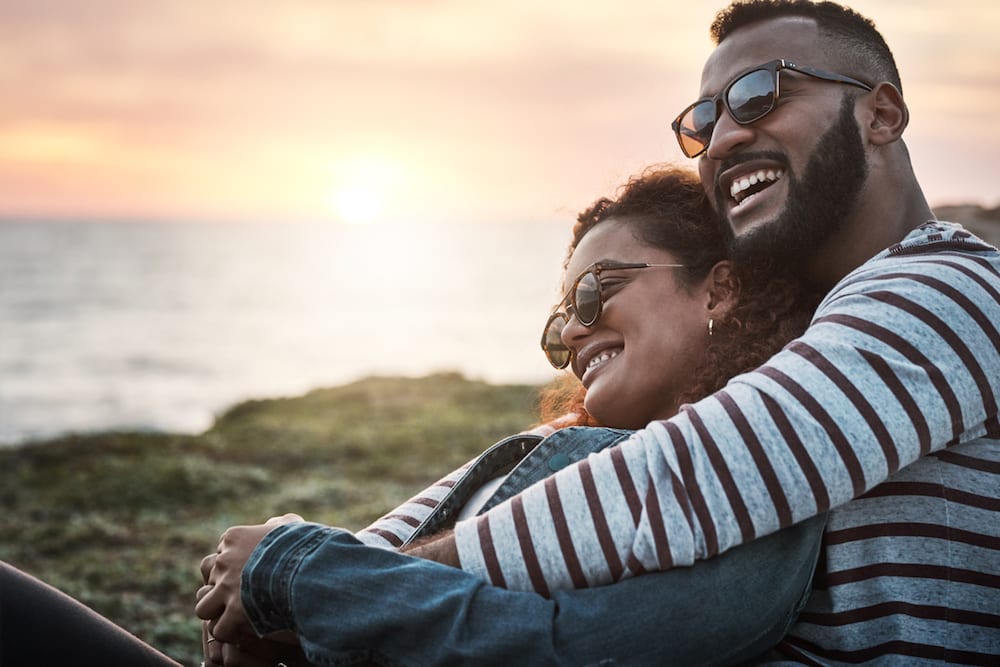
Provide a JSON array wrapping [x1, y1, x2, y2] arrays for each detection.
[[731, 94, 869, 274]]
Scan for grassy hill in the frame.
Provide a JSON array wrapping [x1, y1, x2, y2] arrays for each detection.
[[0, 373, 542, 666]]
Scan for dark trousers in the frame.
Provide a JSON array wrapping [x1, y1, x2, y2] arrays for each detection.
[[0, 561, 181, 666]]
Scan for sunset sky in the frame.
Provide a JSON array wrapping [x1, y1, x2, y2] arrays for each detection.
[[2, 0, 998, 225]]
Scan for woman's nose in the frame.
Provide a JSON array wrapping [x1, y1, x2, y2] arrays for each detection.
[[561, 313, 592, 358]]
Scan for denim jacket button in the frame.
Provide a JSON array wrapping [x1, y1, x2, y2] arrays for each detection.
[[548, 452, 570, 471]]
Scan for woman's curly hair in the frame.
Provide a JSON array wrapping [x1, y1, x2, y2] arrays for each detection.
[[675, 264, 818, 408], [538, 165, 820, 426]]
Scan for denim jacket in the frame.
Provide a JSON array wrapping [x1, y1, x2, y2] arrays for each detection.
[[243, 427, 825, 666], [401, 427, 633, 546]]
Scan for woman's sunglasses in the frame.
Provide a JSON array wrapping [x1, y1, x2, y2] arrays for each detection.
[[540, 261, 685, 369], [670, 59, 873, 158]]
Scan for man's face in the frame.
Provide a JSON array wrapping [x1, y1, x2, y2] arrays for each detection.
[[695, 17, 869, 268]]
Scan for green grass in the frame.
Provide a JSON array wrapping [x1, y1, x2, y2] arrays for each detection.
[[0, 373, 542, 666]]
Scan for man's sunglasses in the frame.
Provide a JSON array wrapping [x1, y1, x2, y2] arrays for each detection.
[[671, 59, 873, 158], [540, 261, 685, 369]]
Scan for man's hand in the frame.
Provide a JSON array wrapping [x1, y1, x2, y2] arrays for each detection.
[[195, 514, 303, 645], [400, 529, 460, 567]]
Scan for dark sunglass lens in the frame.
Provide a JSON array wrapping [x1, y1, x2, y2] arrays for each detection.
[[677, 101, 716, 157], [574, 272, 602, 325], [542, 314, 570, 368], [728, 68, 775, 123]]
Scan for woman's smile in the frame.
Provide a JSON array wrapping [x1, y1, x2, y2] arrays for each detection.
[[579, 345, 622, 386]]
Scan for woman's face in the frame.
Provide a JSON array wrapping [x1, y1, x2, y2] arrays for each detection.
[[561, 219, 715, 428]]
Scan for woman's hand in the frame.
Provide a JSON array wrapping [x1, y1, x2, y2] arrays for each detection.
[[201, 623, 306, 667], [200, 618, 223, 666], [196, 514, 304, 647]]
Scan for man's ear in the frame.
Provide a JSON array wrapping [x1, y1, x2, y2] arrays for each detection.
[[705, 260, 739, 318], [865, 82, 908, 146]]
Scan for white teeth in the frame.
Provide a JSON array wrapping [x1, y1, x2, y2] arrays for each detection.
[[587, 349, 619, 370], [729, 168, 785, 203]]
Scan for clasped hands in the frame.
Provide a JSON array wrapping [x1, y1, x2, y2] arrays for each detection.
[[195, 514, 305, 667], [194, 512, 460, 665]]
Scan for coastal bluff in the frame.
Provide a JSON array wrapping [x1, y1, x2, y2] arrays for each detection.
[[936, 203, 1000, 246], [0, 373, 542, 665]]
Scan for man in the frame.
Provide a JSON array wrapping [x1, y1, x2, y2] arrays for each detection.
[[199, 2, 999, 663]]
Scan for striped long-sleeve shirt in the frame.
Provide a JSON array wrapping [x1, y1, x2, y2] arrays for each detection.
[[450, 221, 1000, 593], [356, 221, 999, 660], [768, 439, 999, 663]]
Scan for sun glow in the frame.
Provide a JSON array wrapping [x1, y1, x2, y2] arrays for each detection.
[[325, 155, 407, 225], [332, 185, 383, 225]]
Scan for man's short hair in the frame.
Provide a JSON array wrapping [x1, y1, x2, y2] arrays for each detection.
[[710, 0, 902, 94]]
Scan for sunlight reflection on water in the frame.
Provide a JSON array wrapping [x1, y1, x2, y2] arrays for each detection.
[[0, 219, 571, 444]]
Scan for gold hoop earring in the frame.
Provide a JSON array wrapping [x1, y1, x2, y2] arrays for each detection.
[[708, 318, 714, 337]]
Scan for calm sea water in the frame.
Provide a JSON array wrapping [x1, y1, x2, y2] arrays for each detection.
[[0, 220, 570, 445]]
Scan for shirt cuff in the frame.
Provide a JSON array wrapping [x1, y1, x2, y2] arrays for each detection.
[[241, 522, 344, 636]]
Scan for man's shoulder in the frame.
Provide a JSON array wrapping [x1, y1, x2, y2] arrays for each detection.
[[881, 220, 998, 259], [817, 220, 1000, 311], [847, 219, 998, 281]]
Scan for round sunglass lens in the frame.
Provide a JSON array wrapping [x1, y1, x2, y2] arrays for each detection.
[[574, 272, 601, 325], [728, 68, 775, 123], [542, 314, 570, 368]]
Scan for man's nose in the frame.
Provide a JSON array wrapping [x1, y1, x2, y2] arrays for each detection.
[[705, 108, 756, 160]]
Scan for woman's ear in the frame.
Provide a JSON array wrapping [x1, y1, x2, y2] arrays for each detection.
[[705, 260, 739, 318], [865, 82, 908, 146]]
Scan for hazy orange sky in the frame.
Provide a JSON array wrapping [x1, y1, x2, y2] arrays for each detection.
[[1, 0, 997, 224]]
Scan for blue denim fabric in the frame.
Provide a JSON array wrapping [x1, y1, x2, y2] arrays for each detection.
[[399, 427, 634, 546], [243, 427, 826, 666], [399, 433, 547, 542]]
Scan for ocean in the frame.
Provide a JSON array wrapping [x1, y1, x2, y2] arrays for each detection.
[[0, 220, 571, 446]]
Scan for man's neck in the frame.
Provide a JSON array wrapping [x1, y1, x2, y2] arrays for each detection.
[[804, 178, 933, 291]]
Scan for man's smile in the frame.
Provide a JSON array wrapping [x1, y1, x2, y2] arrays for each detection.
[[730, 167, 785, 204], [715, 160, 787, 227]]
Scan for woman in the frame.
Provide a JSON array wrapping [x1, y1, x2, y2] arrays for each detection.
[[351, 165, 816, 553], [197, 165, 827, 666], [537, 167, 812, 428]]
